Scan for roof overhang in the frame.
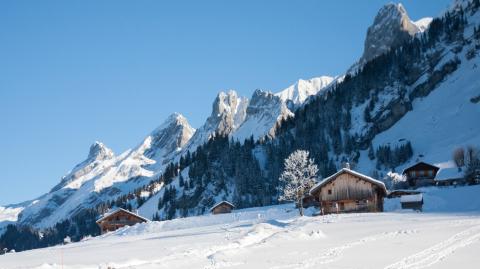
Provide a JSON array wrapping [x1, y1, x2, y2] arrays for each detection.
[[310, 168, 387, 196]]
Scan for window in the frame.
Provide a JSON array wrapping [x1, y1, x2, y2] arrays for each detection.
[[327, 189, 332, 195]]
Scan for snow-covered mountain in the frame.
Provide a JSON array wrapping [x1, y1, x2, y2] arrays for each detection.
[[12, 113, 194, 228]]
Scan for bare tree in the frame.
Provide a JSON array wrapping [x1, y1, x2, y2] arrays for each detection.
[[453, 147, 465, 169], [278, 150, 318, 216], [465, 146, 480, 183]]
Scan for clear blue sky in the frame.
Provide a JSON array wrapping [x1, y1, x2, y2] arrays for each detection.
[[0, 0, 451, 205]]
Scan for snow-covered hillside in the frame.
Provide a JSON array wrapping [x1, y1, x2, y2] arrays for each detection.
[[2, 185, 480, 269]]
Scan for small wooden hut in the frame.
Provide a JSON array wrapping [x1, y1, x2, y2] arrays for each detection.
[[309, 168, 387, 214], [400, 194, 423, 211], [96, 208, 149, 234], [210, 201, 235, 215]]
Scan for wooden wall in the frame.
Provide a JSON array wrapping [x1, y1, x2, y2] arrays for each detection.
[[212, 204, 233, 214], [315, 172, 384, 214], [98, 211, 146, 234]]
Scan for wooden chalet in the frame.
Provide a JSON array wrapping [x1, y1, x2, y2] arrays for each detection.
[[402, 162, 440, 187], [400, 194, 423, 211], [96, 208, 149, 234], [210, 201, 235, 215], [309, 168, 387, 214]]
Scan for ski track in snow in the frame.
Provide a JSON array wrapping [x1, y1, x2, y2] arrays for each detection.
[[384, 224, 480, 269], [270, 229, 418, 269]]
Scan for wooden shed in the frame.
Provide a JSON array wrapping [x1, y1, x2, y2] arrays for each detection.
[[96, 208, 149, 234], [400, 194, 423, 211], [210, 201, 235, 215], [402, 162, 439, 187], [309, 168, 387, 214]]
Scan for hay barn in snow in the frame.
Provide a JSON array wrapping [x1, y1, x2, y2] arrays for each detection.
[[310, 168, 387, 214]]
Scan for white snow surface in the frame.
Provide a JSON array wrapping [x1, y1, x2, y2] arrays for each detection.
[[2, 185, 480, 269]]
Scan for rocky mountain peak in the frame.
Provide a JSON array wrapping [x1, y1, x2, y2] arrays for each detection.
[[359, 3, 426, 66], [87, 141, 115, 161], [209, 90, 248, 135]]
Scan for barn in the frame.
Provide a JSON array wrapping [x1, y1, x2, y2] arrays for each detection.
[[402, 162, 440, 187], [96, 208, 149, 234], [309, 168, 387, 214], [210, 201, 235, 215]]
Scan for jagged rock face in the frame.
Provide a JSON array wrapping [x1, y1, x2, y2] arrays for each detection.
[[144, 113, 195, 167], [360, 3, 421, 65], [183, 90, 248, 153], [88, 142, 115, 161], [233, 90, 293, 141], [209, 90, 248, 135]]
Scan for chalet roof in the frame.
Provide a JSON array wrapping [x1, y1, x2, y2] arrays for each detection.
[[434, 167, 464, 181], [400, 194, 423, 203], [96, 208, 149, 223], [309, 168, 387, 196], [209, 201, 235, 212], [402, 162, 440, 174]]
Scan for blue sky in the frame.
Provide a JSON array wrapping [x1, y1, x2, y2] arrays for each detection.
[[0, 0, 451, 205]]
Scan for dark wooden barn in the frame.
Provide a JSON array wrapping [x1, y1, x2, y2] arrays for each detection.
[[400, 194, 423, 211], [309, 168, 387, 214], [96, 208, 149, 234], [210, 201, 235, 215], [402, 162, 440, 187]]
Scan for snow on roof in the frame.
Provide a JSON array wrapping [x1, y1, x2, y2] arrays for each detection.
[[400, 194, 423, 203], [434, 167, 464, 181], [209, 201, 235, 212], [401, 161, 439, 174], [96, 208, 149, 223], [310, 168, 387, 195]]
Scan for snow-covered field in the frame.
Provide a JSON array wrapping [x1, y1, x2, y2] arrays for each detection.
[[1, 185, 480, 269]]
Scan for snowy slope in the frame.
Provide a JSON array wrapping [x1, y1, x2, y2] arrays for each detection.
[[2, 186, 480, 268]]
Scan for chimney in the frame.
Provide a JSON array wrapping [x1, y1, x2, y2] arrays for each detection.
[[344, 162, 351, 170]]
